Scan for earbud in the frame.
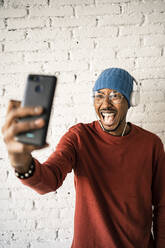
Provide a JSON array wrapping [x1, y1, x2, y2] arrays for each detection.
[[129, 78, 140, 107]]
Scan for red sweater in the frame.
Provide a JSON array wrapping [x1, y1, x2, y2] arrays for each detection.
[[20, 121, 165, 248]]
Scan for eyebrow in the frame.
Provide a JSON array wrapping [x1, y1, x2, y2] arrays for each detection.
[[96, 90, 118, 94]]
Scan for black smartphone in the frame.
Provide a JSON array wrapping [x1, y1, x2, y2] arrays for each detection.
[[16, 74, 57, 146]]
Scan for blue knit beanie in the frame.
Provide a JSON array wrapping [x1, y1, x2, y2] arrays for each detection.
[[93, 68, 134, 108]]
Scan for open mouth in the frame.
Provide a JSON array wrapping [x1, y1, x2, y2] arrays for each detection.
[[100, 111, 116, 126]]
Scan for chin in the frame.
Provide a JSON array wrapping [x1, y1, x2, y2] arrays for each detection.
[[101, 121, 119, 132]]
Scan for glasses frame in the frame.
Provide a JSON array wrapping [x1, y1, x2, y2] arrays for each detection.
[[93, 90, 124, 105]]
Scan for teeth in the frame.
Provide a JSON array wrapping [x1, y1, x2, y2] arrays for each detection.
[[101, 112, 115, 125], [102, 113, 115, 117]]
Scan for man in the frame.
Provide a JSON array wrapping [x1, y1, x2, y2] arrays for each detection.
[[2, 68, 165, 247]]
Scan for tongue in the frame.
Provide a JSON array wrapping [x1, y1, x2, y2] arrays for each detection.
[[104, 114, 115, 125]]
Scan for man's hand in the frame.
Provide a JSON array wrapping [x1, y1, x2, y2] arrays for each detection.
[[1, 100, 47, 173]]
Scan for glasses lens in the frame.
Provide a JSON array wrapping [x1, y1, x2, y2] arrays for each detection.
[[94, 91, 123, 104], [109, 92, 123, 104], [94, 92, 105, 103]]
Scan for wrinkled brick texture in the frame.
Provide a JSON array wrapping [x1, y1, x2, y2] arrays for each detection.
[[0, 0, 165, 247]]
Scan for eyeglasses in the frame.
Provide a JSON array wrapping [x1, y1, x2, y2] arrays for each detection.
[[94, 91, 124, 104]]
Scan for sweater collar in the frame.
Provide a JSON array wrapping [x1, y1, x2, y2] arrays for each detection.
[[94, 120, 136, 144]]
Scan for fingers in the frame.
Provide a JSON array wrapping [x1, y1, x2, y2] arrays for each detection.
[[2, 100, 48, 168], [5, 106, 43, 131], [7, 100, 21, 114], [2, 100, 21, 134], [3, 118, 45, 143], [7, 140, 48, 154]]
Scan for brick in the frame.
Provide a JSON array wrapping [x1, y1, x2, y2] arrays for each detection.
[[91, 58, 135, 71], [75, 4, 120, 16], [118, 47, 161, 58], [24, 50, 67, 62], [141, 79, 165, 91], [120, 24, 164, 36], [4, 40, 48, 52], [43, 60, 88, 73], [96, 0, 129, 3], [51, 16, 96, 28], [145, 102, 165, 113], [58, 227, 73, 239], [0, 189, 10, 199], [97, 36, 140, 48], [50, 37, 94, 51], [142, 123, 165, 134], [31, 241, 71, 248], [0, 210, 17, 220], [128, 112, 145, 123], [0, 19, 5, 29], [58, 72, 77, 84], [133, 68, 165, 79], [156, 79, 165, 90], [4, 0, 47, 8], [147, 12, 165, 24], [1, 219, 36, 231], [7, 17, 48, 30], [70, 47, 115, 60], [0, 44, 3, 52], [140, 91, 164, 104], [11, 188, 40, 200], [26, 28, 71, 41], [50, 0, 94, 5], [73, 26, 118, 38], [0, 30, 25, 41], [144, 112, 165, 123], [99, 13, 142, 26], [7, 241, 32, 248], [70, 48, 92, 60], [60, 208, 74, 219], [0, 8, 26, 18], [74, 70, 97, 82], [28, 228, 59, 241], [34, 198, 59, 210], [70, 37, 94, 49], [122, 1, 165, 14], [144, 35, 165, 46], [136, 57, 165, 68], [0, 73, 26, 85], [0, 62, 42, 73], [0, 52, 23, 63], [0, 199, 10, 210], [141, 79, 159, 91], [29, 6, 73, 17]]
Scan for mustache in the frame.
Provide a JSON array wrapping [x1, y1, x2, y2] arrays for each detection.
[[100, 107, 117, 112]]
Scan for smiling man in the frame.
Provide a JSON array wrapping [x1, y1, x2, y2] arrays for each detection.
[[2, 67, 165, 248], [93, 68, 131, 136]]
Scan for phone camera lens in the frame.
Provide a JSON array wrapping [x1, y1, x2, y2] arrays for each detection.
[[29, 75, 40, 82], [35, 85, 43, 93]]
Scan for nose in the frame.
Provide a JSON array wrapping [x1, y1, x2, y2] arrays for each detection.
[[101, 95, 113, 107]]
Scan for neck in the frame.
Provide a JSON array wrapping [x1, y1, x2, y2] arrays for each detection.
[[98, 120, 129, 136]]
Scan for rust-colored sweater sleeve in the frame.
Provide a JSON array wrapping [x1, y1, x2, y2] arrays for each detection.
[[19, 128, 77, 194], [152, 140, 165, 247]]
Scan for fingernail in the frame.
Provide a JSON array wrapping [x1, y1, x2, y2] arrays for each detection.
[[14, 136, 19, 141], [34, 118, 44, 125], [34, 107, 42, 113]]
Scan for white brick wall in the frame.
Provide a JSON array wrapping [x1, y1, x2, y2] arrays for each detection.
[[0, 0, 165, 247]]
